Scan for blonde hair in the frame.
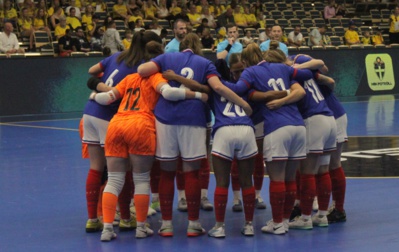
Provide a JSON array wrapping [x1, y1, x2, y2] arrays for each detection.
[[263, 40, 287, 63], [179, 33, 203, 56], [241, 43, 263, 66]]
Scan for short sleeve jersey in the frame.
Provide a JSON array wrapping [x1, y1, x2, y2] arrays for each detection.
[[164, 38, 180, 53], [83, 52, 139, 121], [152, 49, 219, 127]]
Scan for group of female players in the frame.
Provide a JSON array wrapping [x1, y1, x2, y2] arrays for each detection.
[[81, 30, 348, 241]]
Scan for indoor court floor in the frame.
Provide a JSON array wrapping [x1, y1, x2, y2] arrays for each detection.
[[0, 95, 398, 251]]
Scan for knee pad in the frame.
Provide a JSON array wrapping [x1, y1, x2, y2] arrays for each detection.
[[133, 171, 151, 195], [104, 172, 126, 196]]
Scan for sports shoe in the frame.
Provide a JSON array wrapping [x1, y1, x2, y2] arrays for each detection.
[[147, 206, 157, 216], [100, 226, 117, 242], [312, 214, 328, 227], [312, 197, 319, 212], [151, 200, 161, 212], [289, 205, 301, 221], [208, 225, 226, 238], [327, 209, 346, 223], [255, 198, 267, 209], [136, 224, 154, 238], [177, 198, 188, 212], [261, 220, 286, 235], [241, 222, 254, 236], [85, 219, 103, 233], [158, 223, 173, 237], [187, 222, 206, 237], [201, 197, 214, 211], [283, 219, 289, 233], [130, 204, 157, 216], [289, 216, 313, 230], [327, 202, 336, 215], [232, 200, 243, 212], [113, 211, 120, 226], [119, 217, 137, 231]]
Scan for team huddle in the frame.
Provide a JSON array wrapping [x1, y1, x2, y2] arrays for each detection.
[[80, 24, 348, 242]]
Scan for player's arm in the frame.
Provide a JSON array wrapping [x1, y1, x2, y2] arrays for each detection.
[[216, 38, 234, 60], [138, 61, 158, 77], [250, 90, 290, 103], [294, 59, 326, 72], [316, 73, 335, 90], [87, 77, 112, 92], [162, 70, 211, 94], [265, 83, 305, 110], [155, 82, 208, 103], [90, 87, 121, 105], [208, 76, 252, 116]]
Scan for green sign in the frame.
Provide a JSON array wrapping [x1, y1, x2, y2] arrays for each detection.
[[365, 53, 395, 91]]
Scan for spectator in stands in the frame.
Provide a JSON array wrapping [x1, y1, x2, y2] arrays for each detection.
[[0, 22, 25, 54], [58, 28, 77, 56], [157, 0, 169, 20], [128, 6, 143, 28], [389, 6, 399, 44], [18, 7, 35, 50], [308, 25, 327, 47], [213, 0, 226, 18], [187, 3, 201, 28], [148, 19, 163, 35], [87, 13, 100, 40], [217, 7, 235, 29], [55, 15, 68, 40], [169, 0, 181, 19], [344, 20, 360, 45], [160, 28, 168, 47], [335, 4, 346, 19], [20, 0, 35, 18], [260, 25, 288, 55], [50, 6, 64, 30], [121, 29, 132, 49], [361, 30, 372, 45], [201, 27, 215, 50], [256, 11, 265, 29], [196, 18, 209, 37], [75, 26, 91, 52], [33, 8, 52, 38], [258, 26, 271, 44], [142, 0, 157, 20], [48, 0, 65, 18], [82, 5, 94, 31], [94, 0, 107, 12], [216, 23, 242, 66], [243, 5, 258, 29], [3, 0, 18, 28], [90, 26, 104, 51], [287, 25, 304, 47], [66, 7, 82, 30], [201, 6, 216, 29], [165, 18, 187, 53], [196, 0, 214, 15], [113, 0, 130, 22], [233, 5, 247, 29], [324, 0, 336, 21], [102, 20, 124, 54], [251, 0, 264, 17], [66, 0, 81, 19], [214, 27, 226, 48], [242, 29, 254, 47], [36, 0, 48, 15], [372, 29, 385, 45], [134, 18, 145, 32]]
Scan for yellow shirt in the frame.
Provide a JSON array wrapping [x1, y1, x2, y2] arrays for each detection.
[[144, 5, 157, 19], [344, 29, 360, 45], [389, 14, 399, 33], [82, 15, 92, 25], [122, 38, 131, 49], [187, 13, 201, 27], [214, 5, 226, 17], [5, 8, 18, 19], [55, 25, 67, 38], [361, 37, 371, 45], [113, 4, 128, 18], [48, 7, 65, 17], [75, 0, 82, 8], [233, 13, 246, 26], [170, 6, 181, 16], [18, 18, 33, 31], [66, 16, 82, 29], [34, 18, 46, 29], [244, 13, 256, 25], [128, 15, 142, 23], [372, 35, 384, 45], [196, 5, 214, 15]]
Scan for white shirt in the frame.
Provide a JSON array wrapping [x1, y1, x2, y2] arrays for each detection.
[[0, 32, 20, 53], [288, 31, 303, 44]]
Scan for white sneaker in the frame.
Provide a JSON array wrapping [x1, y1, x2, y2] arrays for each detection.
[[327, 201, 336, 214], [312, 214, 329, 227], [187, 221, 206, 237], [101, 226, 117, 242], [177, 198, 188, 212], [312, 197, 319, 212], [261, 220, 286, 235], [241, 222, 254, 236], [208, 224, 226, 238], [283, 219, 289, 233], [289, 216, 313, 230], [147, 206, 157, 216], [136, 224, 154, 238]]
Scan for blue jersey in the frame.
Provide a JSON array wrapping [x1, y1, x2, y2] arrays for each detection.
[[152, 49, 220, 127], [319, 85, 346, 119], [83, 52, 139, 121], [216, 40, 243, 66], [293, 55, 333, 119], [164, 38, 180, 53], [209, 80, 254, 137], [259, 40, 288, 56], [223, 61, 313, 135]]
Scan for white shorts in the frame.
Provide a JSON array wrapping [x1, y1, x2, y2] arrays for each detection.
[[82, 114, 109, 146], [304, 115, 337, 154], [155, 119, 207, 161], [263, 125, 306, 162], [211, 125, 258, 161], [254, 121, 264, 140], [335, 114, 348, 144]]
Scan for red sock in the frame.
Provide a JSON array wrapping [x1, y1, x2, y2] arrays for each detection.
[[253, 153, 265, 191], [283, 181, 297, 219], [330, 167, 346, 211], [118, 171, 133, 220], [159, 169, 176, 220], [316, 172, 332, 212], [214, 187, 228, 222], [299, 174, 316, 216], [185, 169, 201, 221], [150, 160, 160, 194], [86, 169, 102, 219], [231, 158, 240, 191], [269, 181, 285, 223], [242, 187, 255, 222], [200, 158, 210, 190], [176, 158, 185, 191], [295, 169, 301, 202]]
